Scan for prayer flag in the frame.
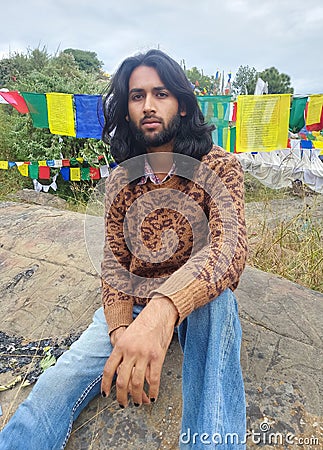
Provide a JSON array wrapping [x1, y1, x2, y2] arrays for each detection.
[[100, 165, 110, 178], [21, 92, 49, 128], [29, 164, 39, 179], [17, 163, 29, 177], [0, 161, 9, 170], [39, 166, 50, 179], [46, 93, 76, 137], [236, 94, 291, 152], [301, 140, 313, 149], [0, 91, 29, 114], [81, 167, 90, 180], [54, 160, 63, 168], [60, 167, 70, 181], [70, 167, 81, 181], [90, 167, 100, 180], [74, 94, 104, 139], [38, 160, 47, 166], [289, 97, 307, 132], [197, 95, 232, 147], [305, 95, 323, 132]]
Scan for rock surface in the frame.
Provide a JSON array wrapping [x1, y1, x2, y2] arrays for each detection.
[[0, 201, 322, 449]]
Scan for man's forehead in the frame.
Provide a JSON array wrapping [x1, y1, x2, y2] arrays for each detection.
[[128, 66, 164, 87]]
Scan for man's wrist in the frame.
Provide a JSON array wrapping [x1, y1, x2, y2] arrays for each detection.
[[150, 294, 179, 323]]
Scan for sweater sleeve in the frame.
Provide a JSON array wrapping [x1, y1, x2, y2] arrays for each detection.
[[150, 149, 248, 325], [101, 169, 134, 335]]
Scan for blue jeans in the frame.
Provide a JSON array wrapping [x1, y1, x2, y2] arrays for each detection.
[[0, 289, 246, 449]]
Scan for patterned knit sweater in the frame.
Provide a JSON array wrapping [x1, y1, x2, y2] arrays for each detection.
[[101, 146, 248, 334]]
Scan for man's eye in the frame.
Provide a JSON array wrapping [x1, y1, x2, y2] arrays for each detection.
[[130, 94, 143, 101], [157, 92, 168, 98]]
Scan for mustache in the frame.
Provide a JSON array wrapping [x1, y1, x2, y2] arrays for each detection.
[[140, 115, 164, 125]]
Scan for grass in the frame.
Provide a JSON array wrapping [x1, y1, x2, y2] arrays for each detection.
[[0, 168, 30, 200], [244, 175, 323, 293]]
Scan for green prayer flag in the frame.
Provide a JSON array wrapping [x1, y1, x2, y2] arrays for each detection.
[[197, 96, 232, 146], [230, 126, 236, 153], [81, 167, 90, 180], [289, 97, 307, 132], [29, 164, 39, 179], [21, 92, 49, 129]]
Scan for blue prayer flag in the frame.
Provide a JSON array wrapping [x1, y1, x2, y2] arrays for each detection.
[[74, 94, 104, 139]]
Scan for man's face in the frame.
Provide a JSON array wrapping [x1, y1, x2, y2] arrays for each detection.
[[127, 65, 186, 148]]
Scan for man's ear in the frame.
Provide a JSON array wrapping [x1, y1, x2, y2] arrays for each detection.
[[179, 103, 187, 117], [125, 115, 129, 122]]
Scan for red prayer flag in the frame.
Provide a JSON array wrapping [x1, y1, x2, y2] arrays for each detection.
[[0, 91, 29, 114], [62, 159, 70, 167], [90, 167, 100, 180], [39, 166, 50, 179], [232, 102, 237, 122]]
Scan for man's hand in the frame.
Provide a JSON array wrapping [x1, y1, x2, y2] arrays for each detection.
[[110, 326, 127, 347], [101, 295, 178, 407]]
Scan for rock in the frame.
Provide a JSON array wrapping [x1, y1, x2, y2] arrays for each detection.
[[7, 189, 67, 209], [0, 201, 322, 449]]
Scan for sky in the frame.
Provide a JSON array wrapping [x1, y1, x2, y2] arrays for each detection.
[[1, 0, 323, 95]]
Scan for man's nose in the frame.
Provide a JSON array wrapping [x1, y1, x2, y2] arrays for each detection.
[[143, 95, 156, 115]]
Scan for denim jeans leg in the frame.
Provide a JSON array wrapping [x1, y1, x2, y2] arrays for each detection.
[[178, 289, 246, 449], [0, 305, 142, 450]]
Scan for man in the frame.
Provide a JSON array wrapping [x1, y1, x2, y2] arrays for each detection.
[[0, 49, 248, 449]]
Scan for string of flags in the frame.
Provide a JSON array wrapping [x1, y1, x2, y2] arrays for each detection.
[[1, 90, 323, 193], [0, 90, 104, 138], [1, 89, 323, 152], [0, 155, 118, 192], [197, 94, 323, 154]]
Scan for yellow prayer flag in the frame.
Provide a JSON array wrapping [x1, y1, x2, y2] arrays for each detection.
[[38, 160, 47, 166], [70, 167, 81, 181], [313, 141, 323, 149], [0, 161, 9, 170], [306, 95, 323, 125], [76, 157, 84, 164], [311, 131, 323, 141], [225, 127, 231, 152], [17, 163, 29, 177], [46, 93, 76, 137], [236, 94, 291, 152]]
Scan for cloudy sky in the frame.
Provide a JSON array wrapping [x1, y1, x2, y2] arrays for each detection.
[[2, 0, 323, 95]]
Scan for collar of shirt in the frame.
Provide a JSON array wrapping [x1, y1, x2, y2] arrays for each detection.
[[138, 158, 176, 185]]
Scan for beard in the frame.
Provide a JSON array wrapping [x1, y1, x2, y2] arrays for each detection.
[[129, 112, 181, 148]]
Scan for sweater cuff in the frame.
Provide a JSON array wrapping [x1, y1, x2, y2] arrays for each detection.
[[150, 279, 208, 326], [103, 301, 134, 335]]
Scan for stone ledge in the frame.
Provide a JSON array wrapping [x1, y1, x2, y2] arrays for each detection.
[[0, 202, 322, 449]]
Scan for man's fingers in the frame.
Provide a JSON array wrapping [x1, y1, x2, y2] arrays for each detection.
[[115, 361, 135, 407], [101, 352, 122, 397], [127, 363, 147, 406], [148, 360, 163, 402]]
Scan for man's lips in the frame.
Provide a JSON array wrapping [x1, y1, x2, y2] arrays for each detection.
[[141, 117, 162, 126]]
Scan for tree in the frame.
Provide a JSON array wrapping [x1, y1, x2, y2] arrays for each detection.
[[185, 67, 218, 95], [232, 65, 257, 95], [62, 48, 103, 73], [258, 67, 293, 94]]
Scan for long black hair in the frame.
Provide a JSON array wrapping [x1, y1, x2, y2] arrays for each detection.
[[102, 49, 214, 165]]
